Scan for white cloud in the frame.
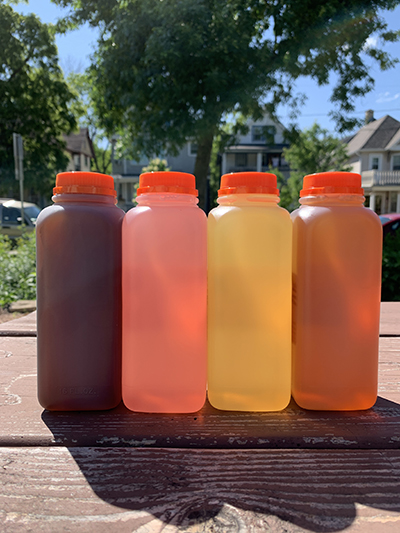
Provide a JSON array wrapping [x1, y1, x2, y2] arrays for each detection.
[[363, 36, 378, 50], [376, 92, 400, 103]]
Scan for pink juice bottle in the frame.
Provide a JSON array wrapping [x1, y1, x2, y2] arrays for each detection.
[[36, 172, 124, 411], [122, 171, 207, 413]]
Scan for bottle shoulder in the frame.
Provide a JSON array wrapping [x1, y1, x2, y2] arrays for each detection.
[[292, 204, 382, 239], [209, 203, 290, 222], [36, 202, 124, 228], [293, 204, 381, 223], [125, 203, 205, 220]]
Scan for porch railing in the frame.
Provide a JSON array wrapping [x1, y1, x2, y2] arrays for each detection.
[[362, 170, 400, 187]]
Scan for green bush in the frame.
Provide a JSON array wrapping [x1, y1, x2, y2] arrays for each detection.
[[381, 231, 400, 301], [0, 233, 36, 308]]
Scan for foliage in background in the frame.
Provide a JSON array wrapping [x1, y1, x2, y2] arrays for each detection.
[[267, 168, 294, 211], [382, 232, 400, 301], [66, 71, 115, 174], [0, 2, 76, 200], [208, 115, 250, 209], [279, 123, 352, 211], [141, 158, 170, 173], [54, 0, 399, 210], [0, 233, 36, 308]]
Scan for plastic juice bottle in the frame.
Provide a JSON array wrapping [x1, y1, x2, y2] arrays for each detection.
[[292, 171, 382, 411], [36, 171, 124, 411], [122, 171, 207, 413], [208, 172, 292, 412]]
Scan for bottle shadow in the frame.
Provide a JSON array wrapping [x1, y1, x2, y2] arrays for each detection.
[[41, 396, 400, 531]]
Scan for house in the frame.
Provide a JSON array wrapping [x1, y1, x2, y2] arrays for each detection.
[[63, 128, 95, 173], [345, 111, 400, 214], [111, 114, 290, 210], [220, 116, 290, 177]]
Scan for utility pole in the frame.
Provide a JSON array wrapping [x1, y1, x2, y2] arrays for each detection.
[[13, 133, 24, 226]]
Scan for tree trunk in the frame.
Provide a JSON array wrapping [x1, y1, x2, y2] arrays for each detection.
[[193, 131, 215, 213]]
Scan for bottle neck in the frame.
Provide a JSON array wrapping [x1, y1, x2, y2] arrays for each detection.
[[53, 193, 117, 206], [136, 193, 199, 206], [300, 194, 365, 207], [217, 194, 280, 206]]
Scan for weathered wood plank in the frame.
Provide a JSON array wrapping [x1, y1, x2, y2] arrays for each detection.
[[0, 302, 397, 336], [380, 302, 400, 336], [0, 311, 36, 337], [1, 337, 399, 449], [1, 447, 400, 532]]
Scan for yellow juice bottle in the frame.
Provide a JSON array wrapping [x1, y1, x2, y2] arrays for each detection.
[[208, 172, 292, 411]]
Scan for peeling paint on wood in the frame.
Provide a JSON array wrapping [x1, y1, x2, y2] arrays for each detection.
[[1, 447, 400, 532]]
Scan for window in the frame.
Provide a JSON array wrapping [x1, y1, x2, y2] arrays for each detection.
[[2, 207, 22, 226], [369, 154, 381, 171], [84, 155, 89, 167], [390, 192, 398, 213], [73, 154, 81, 171], [235, 153, 247, 167], [392, 155, 400, 171], [252, 125, 276, 143], [188, 142, 198, 156], [375, 195, 383, 215], [372, 157, 379, 170], [262, 153, 281, 168]]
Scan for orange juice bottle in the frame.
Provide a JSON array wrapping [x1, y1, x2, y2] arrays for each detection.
[[36, 172, 123, 411], [292, 171, 382, 410], [208, 172, 292, 411], [122, 171, 207, 413]]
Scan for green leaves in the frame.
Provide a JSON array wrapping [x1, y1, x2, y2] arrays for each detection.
[[51, 0, 400, 210], [0, 233, 36, 308], [278, 123, 352, 210], [0, 3, 76, 199], [382, 230, 400, 301]]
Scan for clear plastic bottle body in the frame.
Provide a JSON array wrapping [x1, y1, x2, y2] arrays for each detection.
[[122, 193, 207, 413], [291, 195, 382, 410], [208, 194, 292, 411], [36, 194, 124, 411]]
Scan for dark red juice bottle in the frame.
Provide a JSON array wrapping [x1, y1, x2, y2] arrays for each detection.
[[36, 172, 124, 410]]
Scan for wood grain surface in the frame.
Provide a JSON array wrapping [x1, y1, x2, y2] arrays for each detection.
[[2, 447, 400, 532], [1, 306, 400, 532], [0, 336, 399, 449]]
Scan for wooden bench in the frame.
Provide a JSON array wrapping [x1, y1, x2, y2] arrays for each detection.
[[1, 303, 400, 531]]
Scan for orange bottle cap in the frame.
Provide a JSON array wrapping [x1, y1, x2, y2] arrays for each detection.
[[53, 171, 116, 197], [136, 171, 198, 196], [300, 171, 364, 197], [218, 172, 279, 197]]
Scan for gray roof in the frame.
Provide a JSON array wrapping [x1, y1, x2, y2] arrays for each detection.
[[346, 115, 400, 155], [63, 128, 95, 158]]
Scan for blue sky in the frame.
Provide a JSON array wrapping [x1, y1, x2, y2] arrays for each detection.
[[15, 0, 400, 135]]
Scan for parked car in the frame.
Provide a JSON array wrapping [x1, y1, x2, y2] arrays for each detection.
[[0, 199, 41, 239], [379, 213, 400, 239]]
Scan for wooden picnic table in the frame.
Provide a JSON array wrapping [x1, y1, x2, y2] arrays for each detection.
[[1, 303, 400, 532]]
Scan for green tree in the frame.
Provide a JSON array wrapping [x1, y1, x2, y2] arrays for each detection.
[[0, 233, 36, 308], [54, 0, 399, 210], [66, 71, 114, 174], [280, 123, 352, 211], [382, 231, 400, 301], [141, 158, 171, 173], [0, 2, 76, 200]]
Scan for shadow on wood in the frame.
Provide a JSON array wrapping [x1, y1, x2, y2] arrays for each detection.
[[55, 447, 400, 531]]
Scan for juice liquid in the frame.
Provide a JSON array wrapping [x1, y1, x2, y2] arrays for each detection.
[[208, 173, 292, 411], [122, 173, 207, 413], [36, 173, 123, 411], [292, 172, 382, 410]]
